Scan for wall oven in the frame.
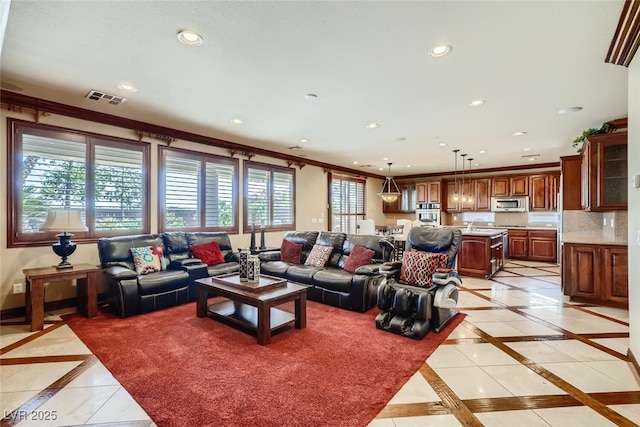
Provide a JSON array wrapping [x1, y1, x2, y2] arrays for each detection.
[[416, 203, 441, 225]]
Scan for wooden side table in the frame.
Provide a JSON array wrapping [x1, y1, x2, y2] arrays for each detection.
[[23, 263, 99, 331]]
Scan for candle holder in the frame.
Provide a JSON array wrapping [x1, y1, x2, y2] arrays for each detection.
[[260, 227, 266, 250]]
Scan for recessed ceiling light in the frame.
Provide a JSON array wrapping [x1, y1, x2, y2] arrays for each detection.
[[479, 150, 487, 154], [117, 82, 137, 92], [524, 147, 531, 151], [353, 161, 359, 165], [528, 157, 536, 161], [382, 157, 388, 161], [474, 163, 480, 166], [439, 142, 447, 147], [469, 100, 486, 107], [513, 131, 527, 136], [378, 167, 384, 171], [305, 93, 318, 100], [300, 138, 309, 143], [177, 30, 203, 46], [558, 106, 583, 114], [365, 123, 379, 129], [231, 118, 244, 125], [429, 45, 452, 57], [406, 165, 411, 168]]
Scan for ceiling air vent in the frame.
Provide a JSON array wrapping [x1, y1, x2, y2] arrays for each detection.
[[85, 90, 127, 105], [288, 146, 303, 150]]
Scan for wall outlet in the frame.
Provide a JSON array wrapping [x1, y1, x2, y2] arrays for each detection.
[[12, 283, 24, 294]]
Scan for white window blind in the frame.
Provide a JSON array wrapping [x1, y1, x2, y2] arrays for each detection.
[[165, 156, 200, 228], [245, 163, 295, 230], [22, 135, 87, 233], [205, 162, 235, 227], [95, 145, 143, 230], [162, 148, 238, 231], [330, 173, 365, 234]]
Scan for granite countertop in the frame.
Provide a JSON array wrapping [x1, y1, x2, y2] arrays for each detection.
[[460, 228, 508, 237], [561, 232, 628, 246]]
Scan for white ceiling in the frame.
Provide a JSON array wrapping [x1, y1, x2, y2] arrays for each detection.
[[0, 1, 629, 177]]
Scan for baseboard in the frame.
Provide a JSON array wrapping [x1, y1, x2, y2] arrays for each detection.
[[629, 348, 640, 383], [1, 293, 108, 320]]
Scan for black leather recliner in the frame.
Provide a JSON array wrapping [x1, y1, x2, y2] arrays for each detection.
[[375, 227, 463, 339]]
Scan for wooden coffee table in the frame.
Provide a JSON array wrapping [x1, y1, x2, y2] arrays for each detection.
[[195, 273, 307, 345]]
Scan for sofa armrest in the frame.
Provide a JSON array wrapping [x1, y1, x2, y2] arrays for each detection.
[[169, 258, 203, 270], [257, 251, 281, 262], [102, 266, 138, 281], [354, 264, 384, 276]]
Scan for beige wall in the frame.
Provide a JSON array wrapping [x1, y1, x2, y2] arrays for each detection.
[[0, 108, 385, 311], [628, 57, 639, 360]]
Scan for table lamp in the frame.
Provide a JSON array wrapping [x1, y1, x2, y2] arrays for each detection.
[[40, 209, 88, 269]]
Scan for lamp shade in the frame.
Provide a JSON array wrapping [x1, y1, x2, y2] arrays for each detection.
[[40, 209, 88, 233], [378, 163, 401, 203]]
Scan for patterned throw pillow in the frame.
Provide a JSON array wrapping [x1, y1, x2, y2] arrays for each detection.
[[400, 251, 449, 287], [343, 244, 375, 273], [131, 245, 167, 275], [304, 244, 334, 267], [190, 241, 226, 266], [280, 239, 303, 264]]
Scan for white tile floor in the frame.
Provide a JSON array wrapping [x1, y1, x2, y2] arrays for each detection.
[[370, 260, 638, 426], [1, 260, 636, 426]]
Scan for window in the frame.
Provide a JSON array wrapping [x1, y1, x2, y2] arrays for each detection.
[[8, 119, 149, 246], [159, 147, 238, 233], [244, 161, 295, 231], [329, 172, 365, 234]]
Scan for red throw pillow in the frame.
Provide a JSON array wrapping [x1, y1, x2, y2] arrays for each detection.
[[400, 251, 449, 287], [281, 239, 303, 264], [343, 244, 375, 273], [190, 241, 226, 266]]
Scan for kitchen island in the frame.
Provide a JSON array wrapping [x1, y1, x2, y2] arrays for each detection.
[[457, 228, 507, 279]]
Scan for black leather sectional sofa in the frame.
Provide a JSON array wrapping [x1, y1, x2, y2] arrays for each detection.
[[98, 230, 394, 317], [97, 232, 238, 318], [258, 231, 395, 312]]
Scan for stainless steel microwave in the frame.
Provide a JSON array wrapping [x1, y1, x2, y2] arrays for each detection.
[[491, 196, 529, 212]]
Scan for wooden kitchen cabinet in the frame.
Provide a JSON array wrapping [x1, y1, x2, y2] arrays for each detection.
[[510, 176, 529, 196], [416, 182, 427, 203], [528, 230, 557, 262], [507, 229, 528, 259], [529, 173, 560, 211], [444, 179, 472, 212], [491, 175, 529, 197], [563, 242, 628, 306], [458, 232, 505, 278], [427, 180, 442, 203], [561, 155, 582, 210], [474, 178, 491, 211], [491, 177, 509, 197], [417, 180, 442, 204], [581, 131, 627, 211]]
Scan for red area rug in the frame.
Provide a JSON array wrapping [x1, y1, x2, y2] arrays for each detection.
[[65, 300, 464, 427]]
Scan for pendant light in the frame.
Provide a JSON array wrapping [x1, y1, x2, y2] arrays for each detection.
[[378, 162, 401, 203], [467, 158, 474, 204], [460, 153, 467, 202], [452, 149, 459, 202]]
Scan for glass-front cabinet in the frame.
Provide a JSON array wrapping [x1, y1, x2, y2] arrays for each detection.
[[581, 132, 627, 211]]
